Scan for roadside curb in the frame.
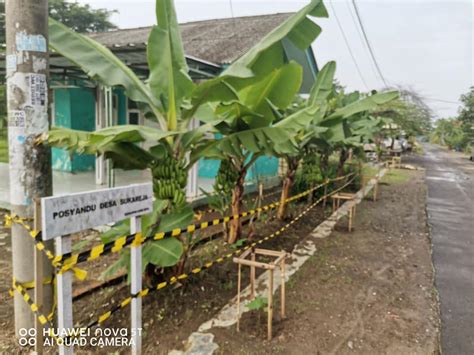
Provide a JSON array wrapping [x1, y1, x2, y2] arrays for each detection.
[[170, 169, 387, 355]]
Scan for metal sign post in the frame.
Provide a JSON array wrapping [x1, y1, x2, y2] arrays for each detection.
[[41, 183, 152, 353], [56, 234, 73, 355], [130, 216, 142, 355]]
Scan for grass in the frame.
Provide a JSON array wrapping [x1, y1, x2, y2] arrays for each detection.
[[0, 129, 7, 163], [362, 164, 378, 181], [381, 168, 411, 185]]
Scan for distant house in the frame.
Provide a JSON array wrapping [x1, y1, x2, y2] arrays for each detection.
[[2, 13, 319, 185]]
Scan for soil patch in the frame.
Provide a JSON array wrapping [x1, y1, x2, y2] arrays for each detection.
[[0, 183, 339, 353], [211, 169, 440, 354]]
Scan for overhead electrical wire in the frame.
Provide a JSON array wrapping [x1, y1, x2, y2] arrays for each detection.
[[422, 97, 460, 105], [351, 0, 389, 88], [229, 0, 235, 18], [329, 1, 369, 90], [344, 0, 379, 83]]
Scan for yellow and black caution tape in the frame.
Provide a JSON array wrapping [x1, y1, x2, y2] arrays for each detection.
[[12, 277, 55, 328], [10, 277, 57, 323], [8, 277, 54, 296], [5, 215, 56, 262], [51, 179, 338, 273], [4, 215, 87, 280], [7, 173, 357, 340], [83, 175, 356, 329], [6, 173, 354, 276]]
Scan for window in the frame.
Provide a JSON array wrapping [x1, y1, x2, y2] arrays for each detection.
[[127, 99, 142, 125]]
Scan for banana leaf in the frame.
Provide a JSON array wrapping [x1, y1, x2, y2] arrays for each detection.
[[49, 18, 161, 123], [189, 0, 328, 111], [326, 91, 399, 121], [47, 125, 180, 155], [238, 61, 303, 127], [223, 0, 328, 78], [147, 0, 195, 129], [308, 61, 336, 107]]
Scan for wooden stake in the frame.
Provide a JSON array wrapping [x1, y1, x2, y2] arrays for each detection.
[[323, 184, 328, 208], [348, 206, 353, 232], [34, 200, 43, 354], [250, 250, 256, 298], [267, 269, 273, 341], [237, 263, 241, 332], [280, 258, 286, 319]]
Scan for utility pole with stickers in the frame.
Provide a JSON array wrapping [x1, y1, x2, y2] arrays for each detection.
[[5, 0, 53, 337]]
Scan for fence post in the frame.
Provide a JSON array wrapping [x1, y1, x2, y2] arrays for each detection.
[[34, 200, 44, 353], [130, 216, 142, 355], [56, 235, 73, 355]]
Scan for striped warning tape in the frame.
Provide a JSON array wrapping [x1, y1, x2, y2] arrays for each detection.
[[4, 215, 87, 280], [12, 278, 55, 328], [202, 187, 282, 214], [82, 175, 356, 329], [6, 173, 354, 275], [50, 179, 337, 273]]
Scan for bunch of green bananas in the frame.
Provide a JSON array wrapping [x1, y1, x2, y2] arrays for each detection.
[[327, 97, 338, 112], [214, 160, 239, 196], [302, 153, 322, 184], [152, 156, 187, 207]]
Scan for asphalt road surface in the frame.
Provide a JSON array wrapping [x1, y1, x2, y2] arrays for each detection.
[[406, 144, 474, 354]]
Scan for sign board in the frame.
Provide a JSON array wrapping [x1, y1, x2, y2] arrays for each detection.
[[41, 183, 153, 240]]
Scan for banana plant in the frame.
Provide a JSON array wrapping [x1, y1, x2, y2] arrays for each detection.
[[309, 90, 400, 179], [45, 0, 330, 270], [273, 61, 336, 219], [274, 78, 399, 219]]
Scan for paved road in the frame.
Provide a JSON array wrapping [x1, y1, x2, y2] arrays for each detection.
[[406, 144, 474, 354]]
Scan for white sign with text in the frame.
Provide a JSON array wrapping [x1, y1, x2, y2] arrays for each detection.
[[41, 183, 153, 240]]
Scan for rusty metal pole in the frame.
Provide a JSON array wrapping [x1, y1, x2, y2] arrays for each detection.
[[6, 0, 53, 336]]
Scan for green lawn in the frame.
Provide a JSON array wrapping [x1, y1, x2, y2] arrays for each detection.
[[381, 169, 411, 185], [0, 129, 7, 163]]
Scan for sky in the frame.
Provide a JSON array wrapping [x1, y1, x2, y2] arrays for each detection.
[[76, 0, 473, 118]]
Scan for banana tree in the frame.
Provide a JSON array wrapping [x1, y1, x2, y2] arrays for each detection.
[[196, 61, 309, 243], [46, 0, 330, 269], [275, 62, 398, 219], [308, 90, 400, 180], [272, 61, 336, 219]]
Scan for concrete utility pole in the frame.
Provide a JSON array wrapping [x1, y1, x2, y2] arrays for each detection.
[[5, 0, 53, 335]]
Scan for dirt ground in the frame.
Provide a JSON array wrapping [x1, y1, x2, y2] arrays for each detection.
[[0, 184, 331, 353], [0, 169, 440, 354], [212, 169, 440, 354]]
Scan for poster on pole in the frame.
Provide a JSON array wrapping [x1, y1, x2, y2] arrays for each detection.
[[41, 183, 153, 240]]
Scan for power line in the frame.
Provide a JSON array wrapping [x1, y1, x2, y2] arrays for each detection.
[[351, 0, 388, 87], [423, 97, 460, 105], [228, 0, 235, 18], [329, 1, 369, 90], [345, 0, 379, 83]]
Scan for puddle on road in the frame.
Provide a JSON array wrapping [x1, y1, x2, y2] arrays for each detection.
[[426, 175, 457, 183]]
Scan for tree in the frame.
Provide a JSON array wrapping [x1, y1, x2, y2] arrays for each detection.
[[0, 0, 117, 45], [375, 86, 433, 138], [274, 79, 398, 220], [458, 86, 474, 146], [430, 87, 474, 151], [48, 0, 117, 33], [46, 0, 330, 278], [430, 118, 465, 149]]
